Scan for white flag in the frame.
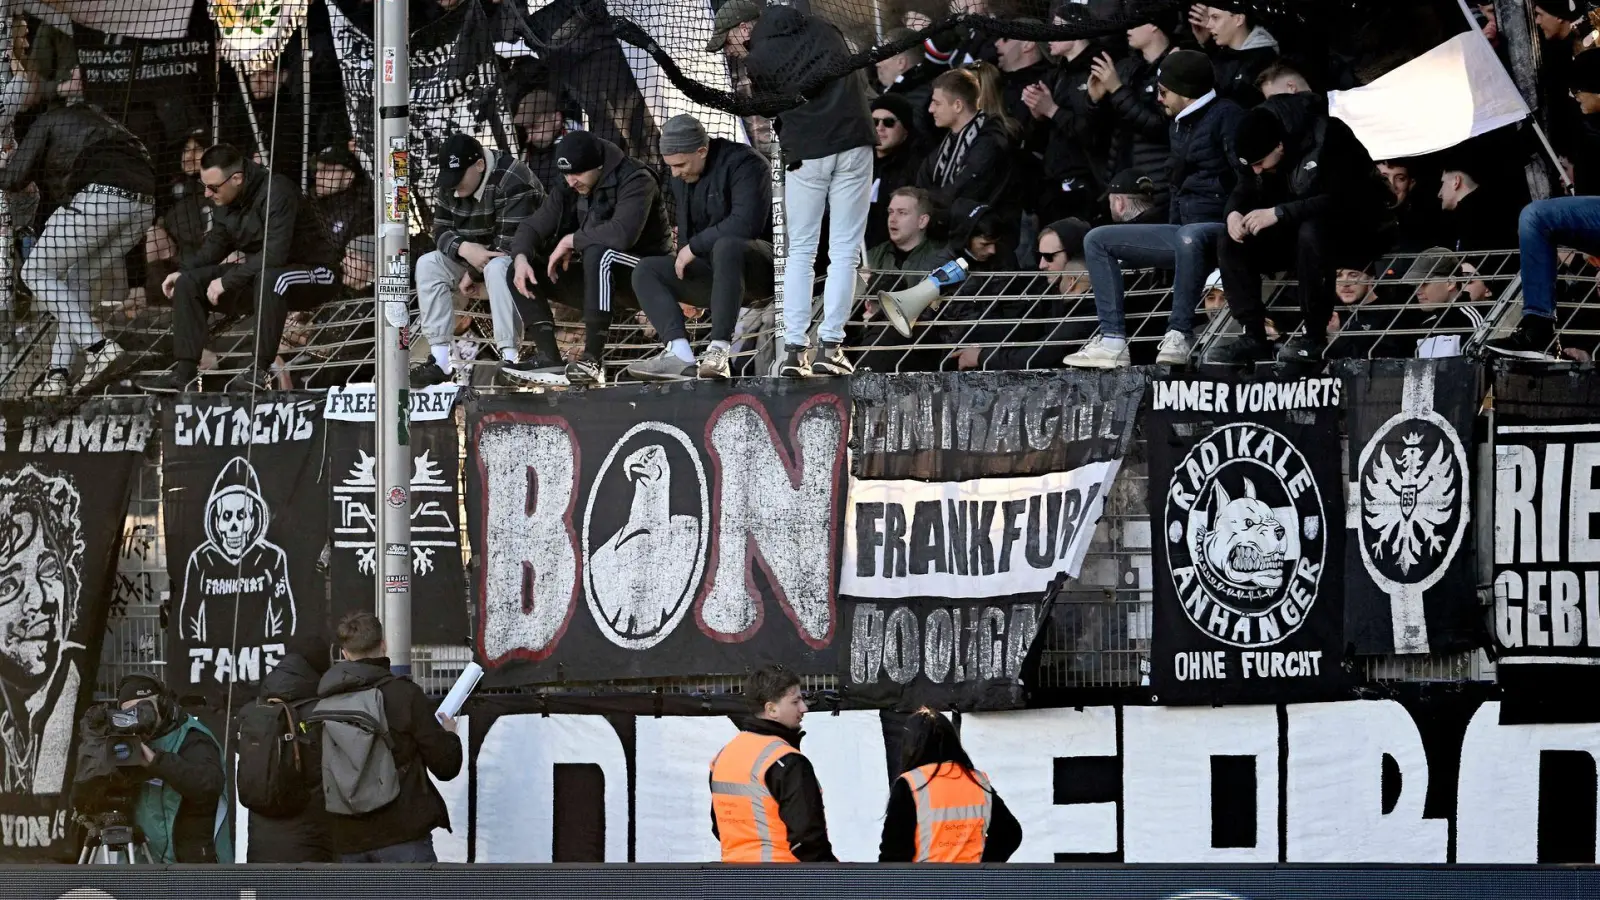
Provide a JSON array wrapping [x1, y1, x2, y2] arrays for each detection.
[[1329, 31, 1528, 160]]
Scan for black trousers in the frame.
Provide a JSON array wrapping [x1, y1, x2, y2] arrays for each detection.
[[509, 244, 640, 358], [631, 237, 774, 344], [172, 263, 341, 370], [1218, 216, 1341, 342]]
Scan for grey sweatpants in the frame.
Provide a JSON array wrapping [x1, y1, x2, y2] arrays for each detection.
[[415, 250, 521, 354]]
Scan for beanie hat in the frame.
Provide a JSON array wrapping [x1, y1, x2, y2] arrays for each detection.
[[1044, 217, 1091, 259], [1158, 49, 1216, 100], [870, 93, 916, 130], [1573, 47, 1600, 94], [554, 130, 606, 174], [659, 114, 709, 156], [1234, 107, 1285, 165], [1532, 0, 1579, 17]]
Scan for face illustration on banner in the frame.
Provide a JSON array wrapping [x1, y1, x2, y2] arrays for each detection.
[[1359, 414, 1466, 587], [180, 456, 296, 656], [1165, 423, 1325, 648], [0, 467, 84, 795], [582, 424, 709, 649], [335, 449, 458, 575]]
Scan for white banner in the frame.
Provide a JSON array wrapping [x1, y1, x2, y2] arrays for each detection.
[[324, 383, 460, 422], [840, 461, 1118, 600], [1329, 31, 1528, 160]]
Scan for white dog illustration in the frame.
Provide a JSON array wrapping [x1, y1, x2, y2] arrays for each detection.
[[1198, 478, 1287, 591]]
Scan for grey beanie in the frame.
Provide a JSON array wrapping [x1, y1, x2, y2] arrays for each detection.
[[660, 114, 709, 156]]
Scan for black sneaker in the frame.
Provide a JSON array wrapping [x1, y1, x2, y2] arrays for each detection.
[[410, 360, 450, 388], [1484, 314, 1560, 361], [137, 370, 199, 394], [1205, 332, 1276, 367], [226, 366, 274, 393], [566, 354, 607, 387], [812, 341, 855, 376], [501, 354, 569, 386], [779, 344, 812, 378], [1276, 333, 1326, 366]]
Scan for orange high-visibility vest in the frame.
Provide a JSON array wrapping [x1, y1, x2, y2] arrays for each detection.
[[710, 732, 800, 863], [900, 762, 994, 863]]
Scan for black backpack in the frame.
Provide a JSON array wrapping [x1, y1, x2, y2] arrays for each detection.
[[235, 697, 312, 818]]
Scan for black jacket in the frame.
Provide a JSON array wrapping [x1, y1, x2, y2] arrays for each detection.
[[673, 138, 772, 257], [917, 114, 1016, 215], [878, 767, 1023, 862], [511, 136, 671, 260], [1041, 47, 1110, 193], [745, 6, 875, 163], [867, 139, 925, 250], [1224, 92, 1387, 231], [245, 654, 334, 863], [883, 63, 940, 137], [182, 159, 341, 293], [0, 102, 156, 205], [1440, 187, 1520, 254], [145, 716, 226, 864], [709, 717, 836, 862], [314, 178, 375, 249], [320, 657, 463, 855], [1167, 94, 1246, 226], [1102, 46, 1174, 200], [1207, 28, 1280, 107]]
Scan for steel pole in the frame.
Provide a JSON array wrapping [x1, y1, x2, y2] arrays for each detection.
[[374, 0, 414, 676]]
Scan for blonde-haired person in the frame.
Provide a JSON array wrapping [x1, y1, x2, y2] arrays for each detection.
[[919, 67, 1017, 214]]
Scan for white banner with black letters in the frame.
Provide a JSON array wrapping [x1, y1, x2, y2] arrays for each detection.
[[1148, 377, 1348, 705], [842, 372, 1144, 710]]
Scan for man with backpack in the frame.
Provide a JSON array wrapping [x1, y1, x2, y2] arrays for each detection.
[[313, 612, 461, 863], [235, 652, 334, 862]]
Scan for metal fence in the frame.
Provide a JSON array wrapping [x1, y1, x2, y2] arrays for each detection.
[[90, 247, 1569, 697]]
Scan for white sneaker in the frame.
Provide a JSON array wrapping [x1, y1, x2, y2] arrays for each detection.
[[1155, 330, 1194, 366], [38, 370, 69, 399], [1062, 334, 1130, 369], [76, 340, 127, 391]]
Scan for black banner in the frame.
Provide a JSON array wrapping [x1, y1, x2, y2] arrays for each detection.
[[162, 394, 330, 711], [841, 372, 1146, 710], [74, 27, 216, 107], [1338, 358, 1482, 656], [465, 382, 849, 686], [0, 399, 150, 862], [326, 385, 468, 645], [1491, 369, 1600, 723], [1148, 376, 1348, 705]]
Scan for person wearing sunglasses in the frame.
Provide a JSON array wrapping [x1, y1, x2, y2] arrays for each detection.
[[866, 93, 924, 251], [138, 142, 341, 393]]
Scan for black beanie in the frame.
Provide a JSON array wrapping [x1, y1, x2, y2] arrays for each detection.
[[1234, 108, 1285, 166], [554, 130, 606, 174], [1044, 217, 1091, 259], [1158, 49, 1216, 100], [1573, 46, 1600, 94], [1532, 0, 1578, 17], [870, 93, 917, 131]]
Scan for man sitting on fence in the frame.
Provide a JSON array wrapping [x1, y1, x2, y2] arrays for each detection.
[[0, 95, 156, 397], [627, 114, 773, 382], [411, 132, 544, 387], [506, 130, 671, 387], [137, 143, 342, 394]]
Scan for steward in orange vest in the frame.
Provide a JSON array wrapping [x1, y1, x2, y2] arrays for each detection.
[[879, 708, 1022, 862], [709, 666, 836, 863]]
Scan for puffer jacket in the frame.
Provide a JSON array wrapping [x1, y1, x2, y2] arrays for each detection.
[[1101, 46, 1174, 203], [510, 135, 671, 259], [244, 654, 334, 863], [1167, 94, 1246, 226]]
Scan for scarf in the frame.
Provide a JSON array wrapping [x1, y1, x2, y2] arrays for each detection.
[[931, 112, 985, 187]]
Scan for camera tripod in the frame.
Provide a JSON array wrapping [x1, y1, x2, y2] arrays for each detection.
[[76, 812, 153, 864]]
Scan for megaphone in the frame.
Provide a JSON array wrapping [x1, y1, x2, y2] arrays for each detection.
[[878, 257, 969, 338]]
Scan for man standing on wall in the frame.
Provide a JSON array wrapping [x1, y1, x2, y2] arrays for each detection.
[[709, 666, 835, 863], [729, 2, 875, 377]]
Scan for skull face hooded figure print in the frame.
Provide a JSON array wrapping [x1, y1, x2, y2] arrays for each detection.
[[179, 456, 297, 649]]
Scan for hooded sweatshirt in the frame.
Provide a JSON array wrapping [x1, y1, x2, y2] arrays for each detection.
[[178, 457, 295, 651], [744, 5, 875, 164], [1210, 27, 1280, 107]]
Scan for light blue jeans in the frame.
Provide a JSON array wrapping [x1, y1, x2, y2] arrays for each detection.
[[782, 145, 873, 347]]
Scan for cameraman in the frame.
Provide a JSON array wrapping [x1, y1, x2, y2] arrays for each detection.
[[117, 674, 233, 863]]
